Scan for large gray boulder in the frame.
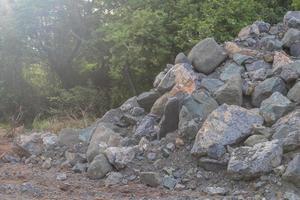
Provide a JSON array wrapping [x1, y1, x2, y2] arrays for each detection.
[[288, 82, 300, 105], [191, 104, 264, 156], [259, 92, 294, 125], [282, 28, 300, 48], [251, 77, 287, 107], [283, 154, 300, 187], [87, 154, 112, 179], [86, 123, 121, 163], [227, 140, 283, 179], [104, 146, 137, 170], [214, 75, 243, 106], [272, 109, 300, 152], [158, 97, 180, 138], [178, 90, 218, 141], [188, 38, 227, 74], [284, 11, 300, 28]]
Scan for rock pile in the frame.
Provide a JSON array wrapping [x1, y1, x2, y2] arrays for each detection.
[[4, 11, 300, 199]]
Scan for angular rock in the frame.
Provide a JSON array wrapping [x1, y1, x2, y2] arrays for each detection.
[[184, 90, 219, 119], [158, 97, 180, 138], [204, 186, 228, 196], [260, 36, 282, 51], [72, 163, 88, 173], [290, 42, 300, 57], [280, 65, 299, 83], [283, 154, 300, 187], [120, 96, 139, 112], [244, 135, 268, 146], [259, 92, 294, 125], [105, 172, 124, 187], [288, 82, 300, 104], [282, 28, 300, 48], [214, 75, 243, 106], [200, 78, 224, 93], [87, 154, 112, 179], [140, 172, 161, 187], [98, 108, 124, 125], [198, 157, 228, 171], [157, 67, 176, 93], [191, 104, 264, 156], [15, 133, 43, 156], [238, 24, 259, 39], [245, 60, 271, 72], [248, 68, 272, 81], [272, 109, 300, 152], [273, 51, 293, 73], [58, 128, 81, 147], [220, 63, 244, 81], [178, 106, 201, 141], [105, 146, 136, 170], [150, 92, 170, 117], [78, 125, 96, 144], [227, 140, 283, 179], [284, 11, 300, 28], [188, 38, 227, 74], [86, 123, 121, 163], [134, 114, 158, 140], [254, 21, 271, 33], [252, 77, 287, 107], [137, 91, 160, 112], [233, 54, 254, 65], [162, 176, 177, 190], [175, 52, 191, 65]]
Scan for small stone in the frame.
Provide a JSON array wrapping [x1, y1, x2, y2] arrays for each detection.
[[175, 138, 184, 147], [56, 173, 67, 181], [147, 152, 157, 161], [166, 143, 175, 151], [162, 176, 177, 190], [105, 172, 123, 187], [72, 163, 87, 173], [140, 172, 161, 187], [161, 148, 170, 158], [204, 186, 228, 196], [87, 154, 112, 179], [42, 158, 52, 169]]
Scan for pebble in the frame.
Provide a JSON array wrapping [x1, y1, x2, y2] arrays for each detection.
[[56, 173, 67, 181]]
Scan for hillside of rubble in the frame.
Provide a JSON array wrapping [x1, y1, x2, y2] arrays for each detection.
[[1, 11, 300, 200]]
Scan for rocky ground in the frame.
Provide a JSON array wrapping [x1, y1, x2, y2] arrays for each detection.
[[1, 11, 300, 200]]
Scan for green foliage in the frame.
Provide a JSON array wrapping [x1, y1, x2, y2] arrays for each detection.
[[0, 0, 293, 127], [293, 0, 300, 9]]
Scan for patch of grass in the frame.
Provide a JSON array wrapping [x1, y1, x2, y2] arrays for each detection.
[[32, 116, 96, 133]]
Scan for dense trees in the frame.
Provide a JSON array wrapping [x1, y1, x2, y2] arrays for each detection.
[[0, 0, 294, 127]]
